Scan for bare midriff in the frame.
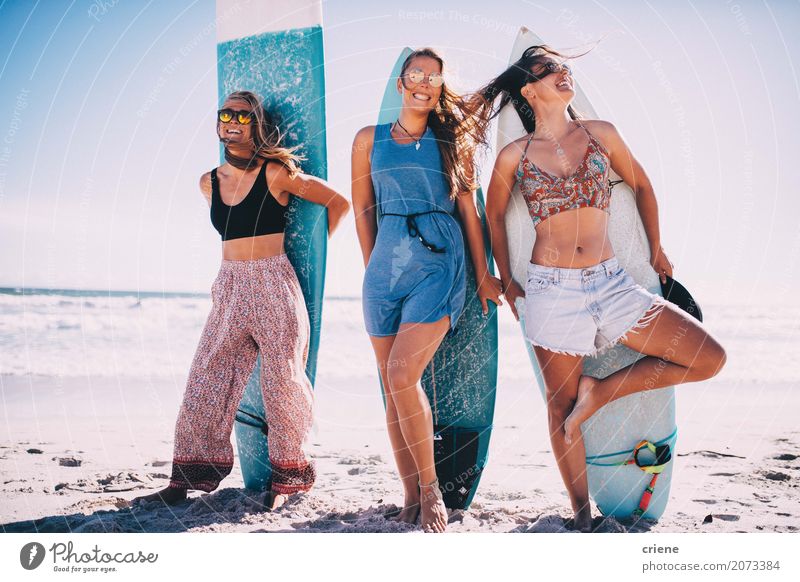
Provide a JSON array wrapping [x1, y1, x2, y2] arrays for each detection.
[[222, 232, 285, 261], [531, 207, 614, 268]]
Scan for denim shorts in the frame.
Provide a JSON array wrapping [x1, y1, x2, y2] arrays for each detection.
[[524, 256, 667, 357]]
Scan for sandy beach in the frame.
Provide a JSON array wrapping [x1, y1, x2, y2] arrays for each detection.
[[1, 294, 798, 533]]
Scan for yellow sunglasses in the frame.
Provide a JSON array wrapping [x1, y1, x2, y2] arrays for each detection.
[[217, 108, 254, 125]]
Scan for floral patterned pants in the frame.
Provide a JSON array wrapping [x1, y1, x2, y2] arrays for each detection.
[[168, 254, 315, 494]]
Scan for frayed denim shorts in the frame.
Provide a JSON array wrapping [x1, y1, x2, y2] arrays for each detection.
[[524, 256, 667, 357]]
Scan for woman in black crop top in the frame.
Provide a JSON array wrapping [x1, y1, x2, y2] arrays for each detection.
[[133, 91, 349, 509]]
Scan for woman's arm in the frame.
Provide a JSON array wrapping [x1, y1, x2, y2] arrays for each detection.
[[199, 172, 212, 207], [455, 179, 503, 315], [351, 126, 378, 267], [268, 164, 351, 237], [485, 142, 524, 320], [590, 120, 673, 282]]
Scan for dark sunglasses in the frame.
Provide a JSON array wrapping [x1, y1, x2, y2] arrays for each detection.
[[217, 109, 254, 125], [407, 218, 445, 253], [527, 61, 572, 83]]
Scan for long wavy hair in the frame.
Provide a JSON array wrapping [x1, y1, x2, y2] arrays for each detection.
[[400, 49, 481, 199], [217, 90, 302, 175], [469, 45, 586, 148]]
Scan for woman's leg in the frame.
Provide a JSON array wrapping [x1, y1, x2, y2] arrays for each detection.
[[385, 317, 451, 533], [564, 301, 727, 445], [257, 313, 316, 503], [534, 346, 593, 532], [369, 335, 422, 523], [134, 275, 257, 504], [251, 259, 316, 507]]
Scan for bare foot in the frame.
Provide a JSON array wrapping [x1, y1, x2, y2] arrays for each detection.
[[564, 375, 600, 445], [391, 499, 420, 524], [132, 486, 187, 506], [392, 505, 420, 524], [419, 480, 447, 533], [573, 505, 593, 533], [265, 490, 289, 511], [391, 488, 420, 524]]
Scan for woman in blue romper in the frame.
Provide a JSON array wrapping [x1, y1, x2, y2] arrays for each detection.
[[352, 48, 503, 533]]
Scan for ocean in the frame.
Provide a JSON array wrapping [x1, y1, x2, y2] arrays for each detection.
[[0, 287, 795, 384]]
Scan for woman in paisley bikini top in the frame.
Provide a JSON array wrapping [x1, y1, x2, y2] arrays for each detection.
[[471, 45, 727, 532]]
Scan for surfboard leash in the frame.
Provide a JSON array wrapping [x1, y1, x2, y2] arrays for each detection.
[[586, 437, 673, 518], [616, 440, 672, 518]]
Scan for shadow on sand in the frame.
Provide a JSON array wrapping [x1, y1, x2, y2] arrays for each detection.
[[1, 488, 270, 533]]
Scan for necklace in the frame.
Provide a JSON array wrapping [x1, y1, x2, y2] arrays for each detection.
[[394, 119, 424, 150], [224, 147, 261, 170], [533, 122, 575, 167], [552, 121, 578, 158]]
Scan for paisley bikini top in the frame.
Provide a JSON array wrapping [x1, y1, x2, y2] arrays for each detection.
[[516, 121, 612, 228]]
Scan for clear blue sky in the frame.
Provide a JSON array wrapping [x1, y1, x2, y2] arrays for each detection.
[[1, 0, 798, 304]]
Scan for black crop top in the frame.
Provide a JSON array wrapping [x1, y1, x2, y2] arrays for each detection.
[[210, 161, 288, 241]]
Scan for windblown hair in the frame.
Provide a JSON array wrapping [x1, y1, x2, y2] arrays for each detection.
[[469, 45, 587, 149], [217, 90, 302, 175], [400, 48, 481, 199]]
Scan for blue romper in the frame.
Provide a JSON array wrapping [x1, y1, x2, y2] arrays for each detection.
[[362, 122, 467, 336]]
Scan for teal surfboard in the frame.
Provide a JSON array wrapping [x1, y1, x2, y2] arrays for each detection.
[[375, 49, 499, 510], [498, 28, 677, 519], [216, 0, 328, 491]]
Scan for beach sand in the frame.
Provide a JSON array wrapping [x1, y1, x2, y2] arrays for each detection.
[[1, 300, 798, 533], [2, 375, 798, 533]]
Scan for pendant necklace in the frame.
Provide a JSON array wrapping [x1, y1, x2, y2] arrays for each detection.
[[395, 119, 423, 150], [553, 122, 575, 159]]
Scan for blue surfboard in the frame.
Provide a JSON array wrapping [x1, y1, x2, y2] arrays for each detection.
[[216, 0, 328, 491]]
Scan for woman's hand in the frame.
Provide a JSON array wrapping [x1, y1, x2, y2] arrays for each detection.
[[502, 279, 525, 321], [650, 245, 674, 283], [477, 275, 504, 316]]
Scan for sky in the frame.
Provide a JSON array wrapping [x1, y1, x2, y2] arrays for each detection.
[[0, 0, 798, 303]]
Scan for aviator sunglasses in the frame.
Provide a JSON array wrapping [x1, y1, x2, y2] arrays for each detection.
[[402, 68, 444, 88], [217, 108, 254, 125]]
